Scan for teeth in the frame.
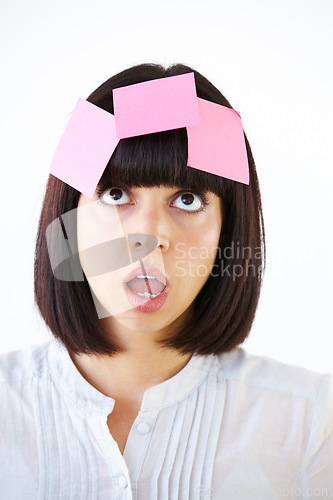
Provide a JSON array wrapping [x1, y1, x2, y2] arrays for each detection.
[[136, 275, 156, 280], [136, 291, 161, 299]]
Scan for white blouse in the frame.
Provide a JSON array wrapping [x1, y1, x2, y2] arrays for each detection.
[[0, 340, 332, 500]]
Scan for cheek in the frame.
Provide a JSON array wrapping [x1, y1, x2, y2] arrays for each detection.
[[76, 201, 127, 280], [187, 211, 222, 255], [174, 218, 222, 280]]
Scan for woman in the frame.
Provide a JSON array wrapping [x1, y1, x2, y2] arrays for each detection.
[[0, 64, 332, 499]]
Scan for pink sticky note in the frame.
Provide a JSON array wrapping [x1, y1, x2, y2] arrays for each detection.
[[187, 98, 249, 184], [113, 73, 200, 139], [50, 98, 119, 198]]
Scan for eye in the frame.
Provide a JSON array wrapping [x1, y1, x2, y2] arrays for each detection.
[[172, 192, 205, 212], [99, 187, 131, 206]]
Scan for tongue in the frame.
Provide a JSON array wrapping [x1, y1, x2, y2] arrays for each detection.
[[127, 277, 165, 295]]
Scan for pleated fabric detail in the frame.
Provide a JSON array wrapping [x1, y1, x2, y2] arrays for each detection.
[[127, 357, 225, 500], [34, 373, 112, 499]]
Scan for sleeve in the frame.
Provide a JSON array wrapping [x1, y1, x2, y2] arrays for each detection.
[[301, 374, 333, 499]]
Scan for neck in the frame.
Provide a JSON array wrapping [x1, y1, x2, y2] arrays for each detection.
[[71, 322, 192, 405]]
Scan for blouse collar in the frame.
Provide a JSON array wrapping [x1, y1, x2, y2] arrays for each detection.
[[48, 340, 216, 414]]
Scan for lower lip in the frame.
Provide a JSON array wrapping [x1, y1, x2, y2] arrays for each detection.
[[123, 284, 169, 313]]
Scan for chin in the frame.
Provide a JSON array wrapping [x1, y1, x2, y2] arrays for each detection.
[[102, 308, 179, 338]]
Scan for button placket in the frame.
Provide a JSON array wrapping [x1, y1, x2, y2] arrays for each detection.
[[123, 410, 157, 481], [88, 413, 132, 497]]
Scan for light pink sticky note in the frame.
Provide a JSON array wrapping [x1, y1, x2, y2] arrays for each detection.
[[187, 98, 249, 184], [50, 98, 119, 198], [113, 73, 200, 139]]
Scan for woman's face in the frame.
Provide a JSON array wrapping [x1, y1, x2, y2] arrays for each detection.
[[77, 185, 222, 339]]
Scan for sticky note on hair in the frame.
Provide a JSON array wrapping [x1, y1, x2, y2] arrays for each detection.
[[50, 98, 119, 198], [187, 98, 249, 184], [113, 72, 200, 138]]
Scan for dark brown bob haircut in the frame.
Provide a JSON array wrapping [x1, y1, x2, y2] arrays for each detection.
[[34, 63, 265, 357]]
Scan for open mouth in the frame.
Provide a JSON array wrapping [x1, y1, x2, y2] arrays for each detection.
[[122, 265, 169, 312], [126, 274, 166, 299]]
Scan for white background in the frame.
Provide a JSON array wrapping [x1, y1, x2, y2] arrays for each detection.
[[0, 0, 332, 373]]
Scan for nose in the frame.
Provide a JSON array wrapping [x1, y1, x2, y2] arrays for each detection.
[[127, 234, 159, 262], [125, 203, 171, 254]]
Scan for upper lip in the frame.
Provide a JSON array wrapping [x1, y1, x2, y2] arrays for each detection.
[[123, 265, 168, 288]]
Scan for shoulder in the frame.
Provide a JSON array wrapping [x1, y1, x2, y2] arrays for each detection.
[[0, 341, 51, 385], [216, 349, 333, 459], [217, 347, 333, 402]]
